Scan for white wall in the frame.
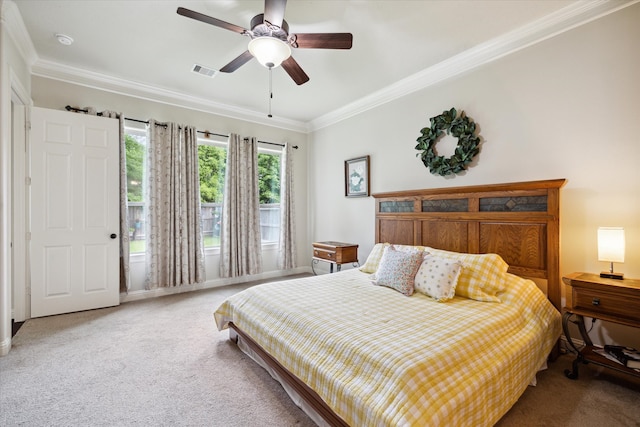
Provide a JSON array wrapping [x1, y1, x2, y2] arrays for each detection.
[[309, 5, 640, 347], [8, 2, 640, 352], [30, 77, 312, 295]]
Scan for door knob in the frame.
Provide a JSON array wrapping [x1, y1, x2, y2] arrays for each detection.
[[110, 233, 117, 239]]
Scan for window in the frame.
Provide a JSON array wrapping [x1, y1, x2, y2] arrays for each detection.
[[124, 126, 282, 252], [124, 122, 146, 254], [257, 148, 282, 244], [198, 137, 227, 248]]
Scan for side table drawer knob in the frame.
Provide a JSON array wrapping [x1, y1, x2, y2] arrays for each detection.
[[592, 297, 600, 306]]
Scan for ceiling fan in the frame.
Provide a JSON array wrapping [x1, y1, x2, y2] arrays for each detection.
[[177, 0, 353, 85]]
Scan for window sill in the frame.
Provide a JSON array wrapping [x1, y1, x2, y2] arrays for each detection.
[[130, 243, 277, 259]]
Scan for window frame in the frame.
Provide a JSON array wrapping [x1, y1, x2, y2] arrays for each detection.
[[256, 145, 283, 248], [124, 121, 147, 257], [124, 125, 284, 256], [197, 135, 227, 252]]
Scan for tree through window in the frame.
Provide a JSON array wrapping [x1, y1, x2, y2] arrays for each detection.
[[198, 141, 227, 247], [124, 125, 283, 252]]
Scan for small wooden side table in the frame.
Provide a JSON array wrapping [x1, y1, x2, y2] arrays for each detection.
[[312, 241, 358, 274], [562, 272, 640, 379]]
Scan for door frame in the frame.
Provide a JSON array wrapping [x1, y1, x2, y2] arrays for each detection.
[[1, 66, 31, 355], [11, 69, 30, 322]]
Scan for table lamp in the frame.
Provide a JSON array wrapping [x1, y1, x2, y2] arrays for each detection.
[[597, 227, 625, 279]]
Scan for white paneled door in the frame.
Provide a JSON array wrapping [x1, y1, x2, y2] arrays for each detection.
[[30, 107, 120, 318]]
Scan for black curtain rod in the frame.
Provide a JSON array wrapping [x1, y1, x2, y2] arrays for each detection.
[[64, 105, 297, 149]]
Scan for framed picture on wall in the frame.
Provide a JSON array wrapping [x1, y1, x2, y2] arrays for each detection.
[[345, 155, 370, 198]]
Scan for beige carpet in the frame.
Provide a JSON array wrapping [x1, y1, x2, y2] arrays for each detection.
[[1, 276, 639, 427]]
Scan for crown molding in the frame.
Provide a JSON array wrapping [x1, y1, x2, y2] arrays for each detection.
[[13, 0, 639, 134], [32, 59, 308, 133], [308, 0, 639, 132], [1, 0, 38, 66]]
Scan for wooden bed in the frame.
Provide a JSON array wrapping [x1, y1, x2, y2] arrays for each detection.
[[223, 178, 566, 426], [372, 179, 565, 313]]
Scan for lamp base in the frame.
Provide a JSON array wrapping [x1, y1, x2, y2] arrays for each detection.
[[600, 271, 624, 280]]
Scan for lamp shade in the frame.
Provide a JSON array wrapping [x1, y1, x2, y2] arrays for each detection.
[[248, 37, 291, 68], [597, 227, 625, 263]]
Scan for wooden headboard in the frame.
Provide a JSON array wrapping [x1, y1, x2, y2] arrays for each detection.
[[373, 179, 566, 311]]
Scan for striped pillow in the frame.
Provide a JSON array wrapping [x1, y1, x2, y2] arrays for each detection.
[[359, 243, 390, 273], [424, 248, 509, 302], [360, 243, 428, 274]]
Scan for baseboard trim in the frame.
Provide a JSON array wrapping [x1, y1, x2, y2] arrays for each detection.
[[559, 335, 585, 354], [120, 266, 312, 303]]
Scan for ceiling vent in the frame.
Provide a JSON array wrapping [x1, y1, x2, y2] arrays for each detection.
[[192, 64, 217, 78]]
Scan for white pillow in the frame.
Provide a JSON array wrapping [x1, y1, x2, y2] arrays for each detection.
[[414, 255, 463, 302]]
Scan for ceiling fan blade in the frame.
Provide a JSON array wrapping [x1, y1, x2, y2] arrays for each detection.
[[281, 56, 309, 85], [290, 33, 353, 49], [264, 0, 287, 28], [219, 51, 254, 73], [177, 7, 247, 35]]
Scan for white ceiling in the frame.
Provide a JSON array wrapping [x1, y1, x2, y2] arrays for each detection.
[[11, 0, 634, 131]]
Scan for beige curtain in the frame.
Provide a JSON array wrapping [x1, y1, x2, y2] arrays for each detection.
[[277, 142, 296, 270], [145, 120, 205, 288], [220, 134, 262, 277], [74, 108, 130, 292], [103, 111, 131, 292]]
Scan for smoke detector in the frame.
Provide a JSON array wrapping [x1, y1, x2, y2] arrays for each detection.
[[55, 33, 74, 46]]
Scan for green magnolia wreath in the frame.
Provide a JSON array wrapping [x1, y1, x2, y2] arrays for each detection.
[[415, 108, 481, 176]]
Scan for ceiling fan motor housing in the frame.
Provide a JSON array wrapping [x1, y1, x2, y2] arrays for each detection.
[[250, 14, 289, 42]]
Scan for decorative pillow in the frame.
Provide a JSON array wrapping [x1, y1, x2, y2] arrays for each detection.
[[359, 243, 390, 273], [424, 247, 509, 302], [414, 255, 463, 302], [371, 246, 424, 296]]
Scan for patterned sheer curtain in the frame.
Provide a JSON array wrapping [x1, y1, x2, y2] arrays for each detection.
[[219, 134, 263, 277], [278, 142, 296, 270], [145, 120, 205, 288], [74, 107, 130, 292], [102, 111, 131, 292]]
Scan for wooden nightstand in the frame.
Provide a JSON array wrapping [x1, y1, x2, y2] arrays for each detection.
[[312, 241, 358, 274], [562, 272, 640, 379]]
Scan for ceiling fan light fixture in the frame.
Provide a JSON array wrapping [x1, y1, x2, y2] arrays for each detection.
[[248, 37, 291, 69]]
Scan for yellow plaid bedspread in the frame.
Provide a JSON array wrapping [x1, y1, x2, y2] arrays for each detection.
[[214, 270, 561, 426]]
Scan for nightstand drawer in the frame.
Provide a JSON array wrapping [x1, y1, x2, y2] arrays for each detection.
[[573, 287, 640, 324], [313, 247, 337, 261]]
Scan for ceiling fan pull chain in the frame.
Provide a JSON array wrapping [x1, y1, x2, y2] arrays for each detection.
[[268, 66, 273, 118]]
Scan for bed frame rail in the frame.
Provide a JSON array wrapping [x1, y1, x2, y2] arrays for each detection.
[[229, 322, 349, 427]]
